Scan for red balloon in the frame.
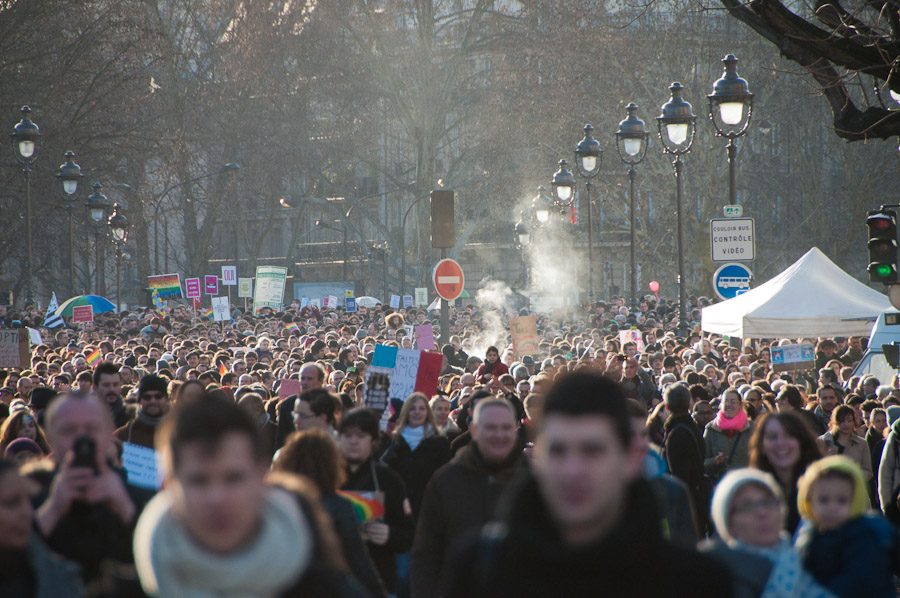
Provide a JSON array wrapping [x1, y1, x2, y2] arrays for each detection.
[[649, 281, 660, 293]]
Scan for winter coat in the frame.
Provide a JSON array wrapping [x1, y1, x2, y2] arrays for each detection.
[[704, 418, 754, 483], [877, 424, 900, 519], [474, 360, 508, 383], [341, 458, 414, 594], [446, 475, 733, 598], [410, 444, 523, 598], [816, 432, 872, 480], [663, 413, 707, 528], [0, 535, 84, 598], [795, 514, 897, 598], [114, 415, 159, 450], [380, 432, 450, 521], [321, 493, 388, 598]]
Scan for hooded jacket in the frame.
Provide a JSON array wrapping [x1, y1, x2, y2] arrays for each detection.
[[410, 443, 523, 598], [447, 475, 733, 598]]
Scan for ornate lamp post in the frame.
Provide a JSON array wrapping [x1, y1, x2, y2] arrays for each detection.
[[108, 204, 128, 310], [708, 54, 754, 206], [657, 82, 697, 338], [10, 106, 41, 305], [514, 218, 531, 288], [86, 183, 111, 295], [615, 103, 650, 313], [573, 125, 602, 301], [57, 151, 84, 296]]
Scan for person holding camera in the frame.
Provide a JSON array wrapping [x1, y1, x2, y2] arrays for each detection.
[[30, 392, 138, 591]]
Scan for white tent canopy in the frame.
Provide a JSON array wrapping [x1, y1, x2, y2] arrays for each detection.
[[701, 247, 891, 338]]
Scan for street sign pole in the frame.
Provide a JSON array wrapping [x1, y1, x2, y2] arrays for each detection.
[[440, 248, 448, 345]]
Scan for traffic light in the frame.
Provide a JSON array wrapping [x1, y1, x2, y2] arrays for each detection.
[[867, 209, 898, 283]]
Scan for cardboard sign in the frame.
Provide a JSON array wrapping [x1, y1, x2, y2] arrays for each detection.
[[770, 343, 815, 373], [278, 379, 301, 398], [121, 442, 162, 490], [345, 297, 357, 313], [26, 327, 43, 346], [238, 278, 253, 298], [618, 329, 646, 354], [328, 295, 339, 309], [205, 275, 219, 295], [185, 278, 202, 299], [387, 348, 443, 401], [403, 295, 413, 308], [222, 266, 237, 286], [0, 330, 30, 367], [414, 287, 428, 307], [510, 315, 539, 358], [72, 305, 94, 323], [323, 296, 335, 309], [390, 295, 400, 309], [253, 266, 287, 313], [415, 324, 435, 350], [211, 296, 230, 322]]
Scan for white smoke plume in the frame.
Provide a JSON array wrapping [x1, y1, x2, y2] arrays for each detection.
[[470, 279, 516, 357]]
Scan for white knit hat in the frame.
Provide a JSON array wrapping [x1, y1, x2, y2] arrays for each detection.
[[710, 468, 784, 544]]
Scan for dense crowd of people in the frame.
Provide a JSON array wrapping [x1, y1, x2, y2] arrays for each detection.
[[1, 293, 900, 597]]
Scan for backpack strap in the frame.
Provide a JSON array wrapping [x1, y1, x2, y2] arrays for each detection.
[[726, 430, 744, 467]]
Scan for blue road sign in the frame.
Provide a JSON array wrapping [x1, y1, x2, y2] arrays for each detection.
[[713, 262, 752, 301]]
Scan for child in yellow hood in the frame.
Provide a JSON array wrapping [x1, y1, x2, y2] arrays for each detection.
[[794, 455, 896, 598]]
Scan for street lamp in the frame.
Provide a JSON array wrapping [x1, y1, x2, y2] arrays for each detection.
[[531, 186, 553, 225], [514, 218, 531, 288], [11, 106, 41, 306], [86, 183, 110, 295], [151, 163, 240, 274], [368, 242, 390, 300], [657, 82, 696, 338], [550, 159, 576, 206], [708, 54, 754, 206], [108, 204, 128, 311], [615, 103, 650, 313], [57, 151, 84, 296], [574, 124, 602, 301]]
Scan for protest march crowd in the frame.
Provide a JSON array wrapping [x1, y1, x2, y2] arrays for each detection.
[[2, 292, 900, 598]]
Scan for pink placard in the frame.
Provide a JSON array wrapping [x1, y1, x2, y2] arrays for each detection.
[[415, 324, 435, 350], [72, 305, 94, 323], [185, 278, 201, 299], [205, 275, 219, 295]]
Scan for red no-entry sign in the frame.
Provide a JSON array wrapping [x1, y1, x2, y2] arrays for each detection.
[[433, 259, 465, 301]]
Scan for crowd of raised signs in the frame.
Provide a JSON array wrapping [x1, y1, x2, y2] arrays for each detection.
[[1, 294, 900, 597]]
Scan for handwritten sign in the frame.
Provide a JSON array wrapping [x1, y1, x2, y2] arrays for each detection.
[[238, 278, 253, 298], [253, 266, 287, 313], [222, 266, 237, 286], [414, 287, 428, 307], [0, 330, 30, 367], [205, 275, 219, 295], [121, 442, 162, 490], [415, 324, 435, 350], [72, 305, 94, 323], [185, 278, 202, 299], [510, 315, 539, 358], [389, 349, 421, 401], [771, 343, 815, 373], [211, 296, 230, 322]]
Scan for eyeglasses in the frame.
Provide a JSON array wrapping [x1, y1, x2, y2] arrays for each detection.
[[731, 497, 780, 515], [141, 392, 166, 400]]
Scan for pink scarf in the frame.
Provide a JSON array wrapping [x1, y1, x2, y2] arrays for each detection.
[[715, 408, 748, 437]]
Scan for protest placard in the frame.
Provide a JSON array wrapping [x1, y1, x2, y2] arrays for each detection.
[[185, 278, 202, 299], [253, 266, 287, 313], [415, 324, 435, 350], [403, 295, 413, 308], [414, 287, 428, 307], [345, 297, 357, 313], [121, 442, 162, 490], [510, 315, 539, 357], [619, 329, 646, 354], [211, 296, 230, 322], [390, 295, 400, 309], [0, 330, 29, 367], [278, 379, 301, 398], [222, 266, 237, 286], [205, 275, 219, 295], [72, 305, 94, 323], [238, 278, 253, 298], [770, 344, 815, 373], [147, 273, 182, 297]]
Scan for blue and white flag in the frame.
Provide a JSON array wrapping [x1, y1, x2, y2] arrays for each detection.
[[43, 292, 64, 329]]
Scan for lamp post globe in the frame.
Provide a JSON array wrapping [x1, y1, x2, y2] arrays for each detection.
[[86, 183, 110, 222], [550, 159, 575, 205], [515, 219, 530, 247], [11, 106, 41, 164], [708, 54, 754, 208], [574, 124, 602, 176], [108, 204, 128, 310], [57, 151, 84, 296], [532, 185, 553, 224]]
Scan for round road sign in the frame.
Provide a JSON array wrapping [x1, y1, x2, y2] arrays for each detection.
[[433, 259, 465, 301], [713, 262, 753, 301]]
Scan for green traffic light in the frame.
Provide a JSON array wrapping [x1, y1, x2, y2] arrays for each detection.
[[874, 264, 894, 279]]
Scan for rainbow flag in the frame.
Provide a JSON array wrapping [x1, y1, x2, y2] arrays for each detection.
[[219, 363, 228, 377], [202, 307, 214, 319], [336, 490, 385, 523], [285, 322, 299, 334], [148, 273, 183, 298], [86, 348, 101, 366]]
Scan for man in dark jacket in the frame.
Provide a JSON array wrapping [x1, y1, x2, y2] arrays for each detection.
[[114, 374, 171, 449], [446, 372, 732, 598], [33, 392, 138, 589], [94, 361, 132, 429], [339, 408, 414, 595], [411, 398, 523, 598], [662, 382, 707, 533]]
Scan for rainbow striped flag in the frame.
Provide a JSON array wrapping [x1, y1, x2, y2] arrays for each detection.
[[285, 322, 299, 334], [336, 490, 385, 523], [202, 307, 214, 319], [86, 348, 101, 366], [148, 273, 183, 298]]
